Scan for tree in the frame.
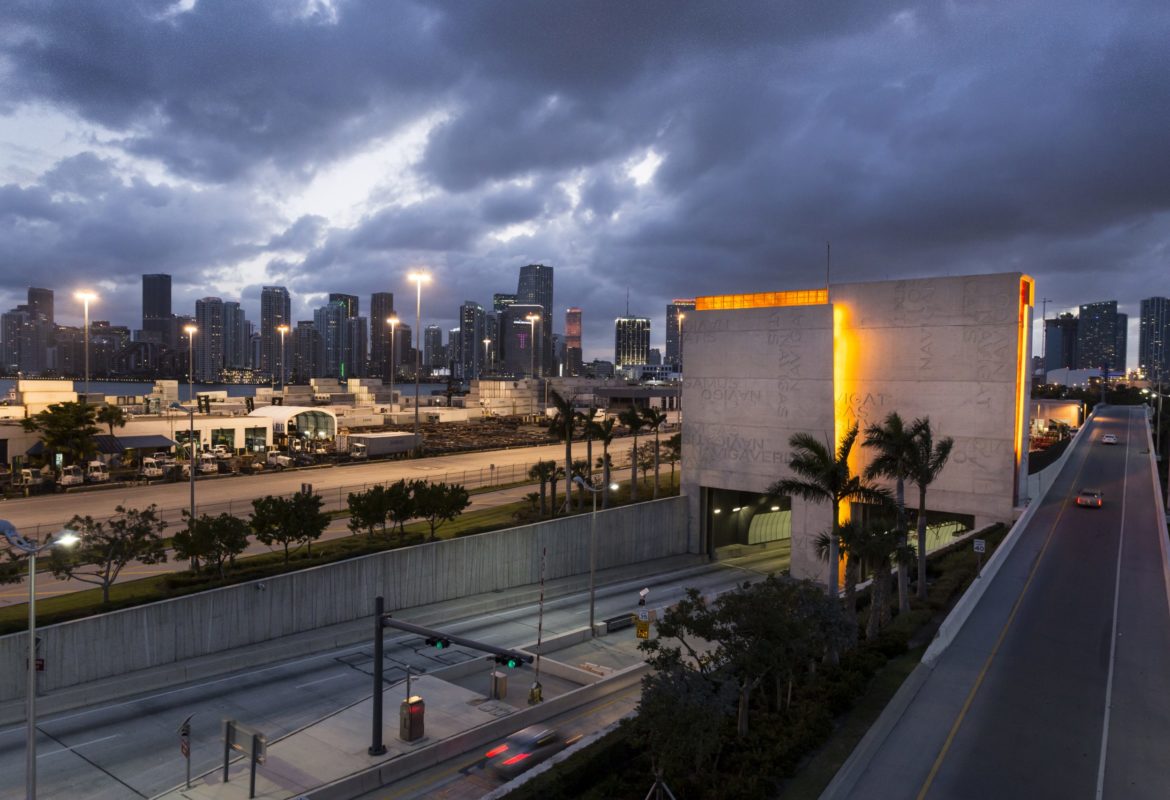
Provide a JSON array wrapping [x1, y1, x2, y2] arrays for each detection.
[[528, 460, 556, 517], [767, 424, 890, 598], [413, 481, 471, 541], [0, 552, 22, 585], [21, 401, 100, 466], [580, 404, 602, 486], [595, 418, 617, 508], [548, 389, 577, 513], [907, 418, 954, 601], [50, 505, 168, 603], [548, 464, 565, 517], [863, 412, 917, 612], [618, 406, 645, 501], [174, 512, 249, 579], [250, 493, 329, 561], [386, 479, 415, 541], [348, 485, 390, 538], [827, 521, 912, 639], [570, 459, 590, 509], [287, 491, 330, 556], [95, 404, 128, 437], [641, 406, 668, 499], [664, 432, 682, 490], [636, 442, 657, 489]]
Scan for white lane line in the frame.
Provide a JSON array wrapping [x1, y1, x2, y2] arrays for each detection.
[[36, 733, 121, 759], [295, 673, 347, 689], [1095, 411, 1132, 799]]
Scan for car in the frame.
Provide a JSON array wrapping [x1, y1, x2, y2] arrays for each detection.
[[1075, 489, 1104, 508], [1102, 434, 1119, 445], [484, 725, 580, 780]]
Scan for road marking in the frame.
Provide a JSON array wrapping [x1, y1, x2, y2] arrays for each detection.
[[296, 673, 348, 689], [1095, 411, 1132, 798], [37, 733, 121, 758], [916, 416, 1099, 800]]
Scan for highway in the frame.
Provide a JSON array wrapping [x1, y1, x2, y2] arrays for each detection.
[[0, 547, 788, 799], [831, 406, 1170, 799]]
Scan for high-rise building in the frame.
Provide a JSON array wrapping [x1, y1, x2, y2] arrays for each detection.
[[1044, 313, 1079, 373], [501, 304, 544, 377], [1077, 301, 1125, 372], [666, 299, 695, 370], [344, 317, 368, 378], [1139, 297, 1170, 379], [457, 301, 486, 380], [260, 286, 291, 376], [1115, 313, 1128, 372], [370, 292, 395, 378], [615, 317, 650, 367], [395, 323, 413, 378], [194, 297, 225, 381], [1, 308, 28, 373], [329, 293, 359, 318], [313, 300, 349, 378], [517, 264, 553, 374], [648, 348, 662, 366], [291, 321, 320, 381], [424, 325, 444, 370], [142, 274, 173, 347], [223, 301, 248, 369], [565, 307, 583, 376], [28, 288, 53, 325]]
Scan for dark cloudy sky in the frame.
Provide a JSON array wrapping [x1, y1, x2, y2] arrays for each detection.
[[1, 0, 1167, 364]]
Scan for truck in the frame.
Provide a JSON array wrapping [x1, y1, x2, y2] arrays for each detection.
[[266, 451, 293, 469], [58, 465, 85, 487], [198, 453, 220, 474], [85, 461, 111, 483], [337, 432, 419, 460], [140, 457, 165, 479]]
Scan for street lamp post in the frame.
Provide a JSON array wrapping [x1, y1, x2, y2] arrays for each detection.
[[184, 325, 198, 404], [386, 316, 399, 410], [526, 314, 541, 414], [0, 523, 80, 800], [572, 477, 618, 636], [483, 337, 492, 375], [407, 272, 430, 446], [170, 402, 196, 554], [677, 311, 685, 424], [276, 324, 289, 390], [75, 291, 97, 398]]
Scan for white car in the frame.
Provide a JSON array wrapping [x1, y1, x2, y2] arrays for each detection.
[[1101, 434, 1119, 445]]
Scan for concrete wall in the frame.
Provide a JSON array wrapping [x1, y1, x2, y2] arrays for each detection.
[[682, 272, 1031, 585], [0, 497, 686, 702]]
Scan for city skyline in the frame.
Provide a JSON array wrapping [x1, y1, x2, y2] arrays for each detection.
[[0, 3, 1165, 366]]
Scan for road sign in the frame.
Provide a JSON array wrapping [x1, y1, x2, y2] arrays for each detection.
[[635, 618, 650, 639], [637, 608, 649, 622], [180, 738, 190, 757], [974, 539, 986, 554]]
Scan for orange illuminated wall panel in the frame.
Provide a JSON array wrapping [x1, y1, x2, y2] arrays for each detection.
[[695, 288, 828, 311]]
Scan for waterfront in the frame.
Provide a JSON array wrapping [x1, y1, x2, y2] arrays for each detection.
[[0, 379, 452, 403]]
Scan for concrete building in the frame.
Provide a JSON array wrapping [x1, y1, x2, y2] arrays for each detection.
[[1077, 301, 1125, 372], [142, 274, 172, 347], [666, 299, 695, 370], [457, 301, 486, 380], [682, 273, 1034, 586], [501, 304, 544, 377], [614, 317, 650, 367], [1043, 313, 1078, 373], [564, 307, 583, 376], [292, 321, 320, 382], [517, 264, 554, 374], [1139, 297, 1169, 379], [369, 292, 395, 378], [193, 297, 225, 381]]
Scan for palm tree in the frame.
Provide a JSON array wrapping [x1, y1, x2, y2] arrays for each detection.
[[641, 406, 667, 499], [571, 459, 590, 509], [815, 522, 865, 611], [853, 523, 911, 639], [664, 432, 682, 491], [96, 403, 128, 437], [767, 423, 890, 598], [548, 389, 577, 513], [581, 404, 602, 485], [907, 418, 954, 601], [595, 417, 617, 508], [527, 460, 556, 516], [863, 412, 917, 613], [618, 406, 645, 501], [548, 464, 565, 517]]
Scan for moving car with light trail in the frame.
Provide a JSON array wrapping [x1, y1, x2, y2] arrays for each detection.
[[484, 725, 581, 779]]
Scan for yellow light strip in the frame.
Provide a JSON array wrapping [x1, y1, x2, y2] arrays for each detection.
[[695, 288, 828, 311], [1014, 276, 1035, 501]]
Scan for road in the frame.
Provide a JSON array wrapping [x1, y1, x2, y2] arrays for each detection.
[[0, 548, 788, 800], [832, 406, 1170, 799]]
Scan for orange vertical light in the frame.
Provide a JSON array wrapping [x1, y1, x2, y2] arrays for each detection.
[[1014, 276, 1035, 500]]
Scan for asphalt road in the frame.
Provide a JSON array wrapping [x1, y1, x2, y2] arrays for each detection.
[[836, 406, 1170, 799], [0, 548, 789, 800]]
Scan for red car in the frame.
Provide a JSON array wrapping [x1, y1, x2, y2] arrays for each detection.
[[1075, 489, 1103, 508]]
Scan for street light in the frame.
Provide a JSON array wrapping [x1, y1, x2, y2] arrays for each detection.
[[275, 324, 289, 391], [184, 325, 198, 404], [677, 311, 685, 423], [0, 522, 80, 799], [483, 337, 492, 375], [170, 402, 196, 552], [525, 314, 541, 379], [386, 316, 399, 410], [572, 476, 620, 636], [407, 272, 430, 446], [75, 291, 97, 398]]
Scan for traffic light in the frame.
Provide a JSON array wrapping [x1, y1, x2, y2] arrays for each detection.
[[424, 637, 451, 650], [494, 654, 519, 669]]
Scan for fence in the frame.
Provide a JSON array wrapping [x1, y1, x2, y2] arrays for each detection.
[[0, 496, 688, 702]]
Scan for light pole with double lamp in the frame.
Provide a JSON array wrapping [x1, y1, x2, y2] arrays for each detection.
[[571, 477, 619, 635], [0, 522, 80, 799], [386, 316, 399, 410], [75, 291, 97, 398], [407, 272, 430, 446]]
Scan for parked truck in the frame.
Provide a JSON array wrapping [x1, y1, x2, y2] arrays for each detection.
[[337, 432, 420, 460], [85, 461, 110, 483], [140, 457, 165, 479], [58, 465, 85, 487]]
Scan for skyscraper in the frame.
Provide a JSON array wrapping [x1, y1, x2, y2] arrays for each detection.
[[1044, 313, 1079, 373], [260, 286, 291, 376], [142, 274, 172, 346], [516, 264, 553, 373], [370, 292, 395, 378], [501, 304, 544, 377], [457, 301, 486, 380], [424, 325, 445, 370], [564, 307, 583, 376], [666, 299, 695, 370], [329, 293, 359, 318], [313, 300, 349, 378], [27, 288, 53, 325], [344, 317, 368, 378], [615, 317, 650, 367], [223, 301, 248, 369], [292, 321, 321, 381], [1139, 297, 1170, 379], [1077, 301, 1125, 372], [194, 297, 225, 381]]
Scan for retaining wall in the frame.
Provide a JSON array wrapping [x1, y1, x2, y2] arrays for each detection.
[[0, 497, 687, 702]]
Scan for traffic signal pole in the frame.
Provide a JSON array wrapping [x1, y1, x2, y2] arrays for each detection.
[[368, 595, 387, 756]]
